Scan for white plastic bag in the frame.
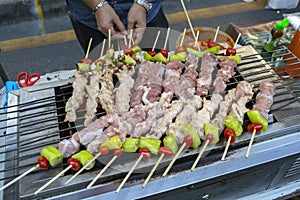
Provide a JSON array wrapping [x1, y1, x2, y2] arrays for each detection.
[[266, 0, 299, 9]]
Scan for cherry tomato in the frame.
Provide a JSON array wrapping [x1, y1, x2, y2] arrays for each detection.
[[148, 50, 156, 57], [207, 40, 226, 49], [175, 46, 186, 54], [140, 151, 151, 160], [138, 148, 149, 153], [160, 49, 168, 58], [99, 146, 109, 155], [223, 128, 236, 144], [138, 148, 151, 160], [184, 135, 193, 147], [208, 41, 217, 48], [80, 58, 93, 64], [158, 146, 173, 156], [124, 45, 134, 56], [113, 149, 123, 157], [247, 123, 263, 132], [225, 48, 237, 56], [37, 156, 49, 170], [205, 134, 214, 143], [67, 158, 81, 171]]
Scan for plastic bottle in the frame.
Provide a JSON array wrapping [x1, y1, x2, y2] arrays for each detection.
[[263, 18, 289, 52]]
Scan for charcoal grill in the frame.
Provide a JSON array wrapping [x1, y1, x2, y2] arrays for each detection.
[[0, 45, 300, 200]]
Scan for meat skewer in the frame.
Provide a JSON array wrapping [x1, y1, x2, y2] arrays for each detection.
[[219, 81, 255, 160], [97, 29, 116, 114], [163, 51, 219, 176], [64, 38, 93, 122], [189, 93, 223, 171], [245, 81, 275, 157], [191, 80, 253, 168], [71, 91, 169, 187]]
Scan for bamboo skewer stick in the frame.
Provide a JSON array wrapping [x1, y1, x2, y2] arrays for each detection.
[[234, 33, 241, 48], [221, 136, 231, 161], [213, 26, 220, 42], [179, 28, 187, 47], [34, 165, 72, 195], [190, 140, 210, 171], [0, 164, 39, 191], [194, 30, 201, 51], [163, 27, 171, 50], [245, 129, 257, 158], [108, 29, 111, 48], [85, 38, 93, 59], [129, 29, 133, 48], [142, 153, 165, 188], [152, 31, 161, 51], [162, 143, 186, 177], [100, 39, 106, 58], [115, 154, 143, 193], [87, 155, 118, 189], [64, 153, 102, 185], [180, 0, 196, 40]]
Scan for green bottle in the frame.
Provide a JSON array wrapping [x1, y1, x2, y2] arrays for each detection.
[[263, 18, 289, 52]]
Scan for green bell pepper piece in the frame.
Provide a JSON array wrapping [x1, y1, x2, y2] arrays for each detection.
[[182, 124, 201, 149], [223, 114, 243, 137], [139, 137, 161, 155], [163, 134, 178, 154], [100, 135, 122, 150], [204, 123, 219, 144], [77, 63, 90, 72], [71, 150, 95, 170], [40, 146, 64, 167], [247, 110, 268, 132], [143, 52, 156, 62], [122, 138, 140, 152], [169, 52, 187, 62], [124, 55, 136, 65], [94, 61, 103, 71], [216, 55, 241, 64], [228, 55, 241, 64], [153, 52, 168, 64], [205, 45, 220, 54], [186, 48, 205, 58], [132, 45, 142, 54], [105, 48, 115, 58]]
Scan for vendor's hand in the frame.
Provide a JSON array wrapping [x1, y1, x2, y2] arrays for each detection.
[[127, 3, 147, 45], [94, 4, 127, 37]]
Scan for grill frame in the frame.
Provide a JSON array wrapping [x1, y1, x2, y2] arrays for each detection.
[[1, 45, 300, 199]]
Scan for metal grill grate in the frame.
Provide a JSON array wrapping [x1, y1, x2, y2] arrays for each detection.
[[285, 157, 300, 178], [0, 45, 299, 199]]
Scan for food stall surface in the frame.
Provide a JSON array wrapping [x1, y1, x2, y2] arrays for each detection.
[[0, 0, 300, 199]]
